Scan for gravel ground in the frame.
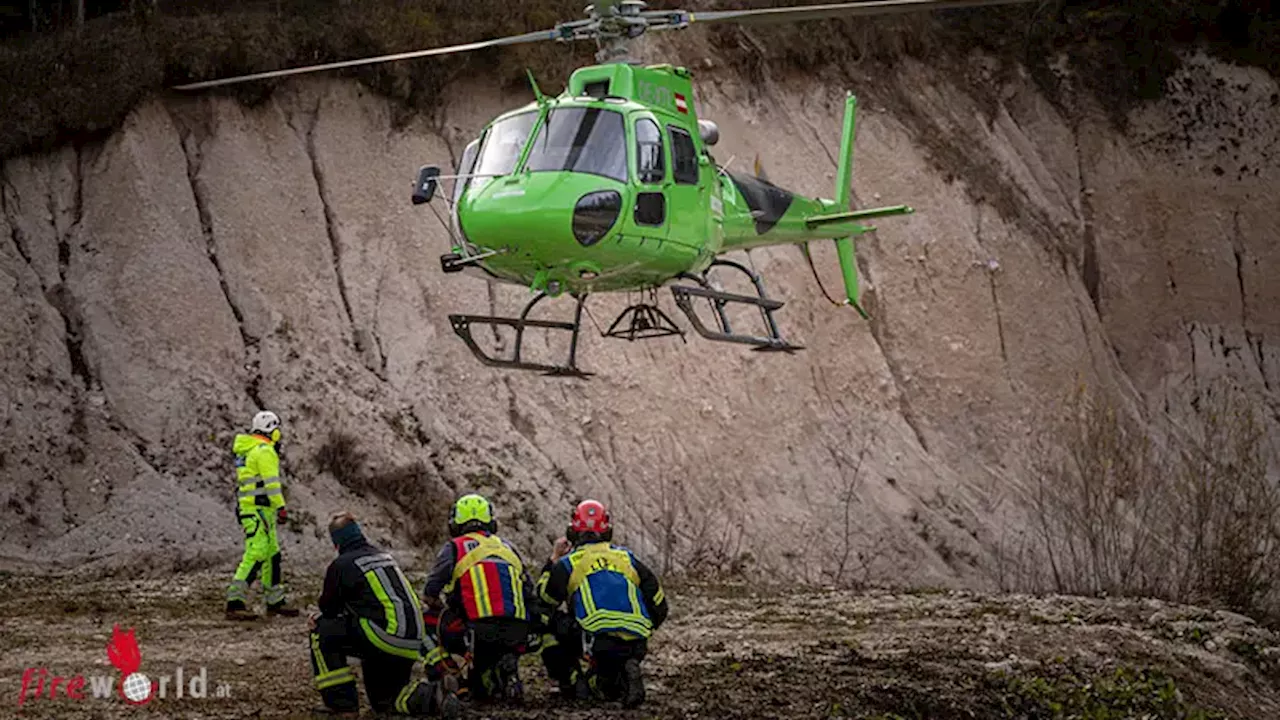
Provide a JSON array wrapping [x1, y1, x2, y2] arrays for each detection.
[[3, 572, 1280, 718]]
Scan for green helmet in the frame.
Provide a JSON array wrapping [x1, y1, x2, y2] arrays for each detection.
[[452, 493, 493, 526]]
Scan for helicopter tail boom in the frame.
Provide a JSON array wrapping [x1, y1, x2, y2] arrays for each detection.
[[717, 92, 912, 318]]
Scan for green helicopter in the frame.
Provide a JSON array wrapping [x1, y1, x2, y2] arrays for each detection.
[[175, 0, 1036, 377]]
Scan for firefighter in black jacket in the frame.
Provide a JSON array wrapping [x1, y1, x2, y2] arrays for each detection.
[[309, 511, 460, 717]]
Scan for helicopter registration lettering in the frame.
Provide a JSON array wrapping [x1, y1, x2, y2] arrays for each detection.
[[635, 80, 674, 110]]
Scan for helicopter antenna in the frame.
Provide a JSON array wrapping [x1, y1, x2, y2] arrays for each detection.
[[526, 68, 549, 105], [171, 0, 1038, 91]]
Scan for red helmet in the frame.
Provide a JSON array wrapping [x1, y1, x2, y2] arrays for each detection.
[[571, 499, 610, 535]]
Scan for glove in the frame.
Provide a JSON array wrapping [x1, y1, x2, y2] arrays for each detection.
[[423, 607, 442, 632], [277, 508, 288, 523]]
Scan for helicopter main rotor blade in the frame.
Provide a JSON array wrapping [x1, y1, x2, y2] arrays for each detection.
[[685, 0, 1037, 25], [171, 28, 566, 91]]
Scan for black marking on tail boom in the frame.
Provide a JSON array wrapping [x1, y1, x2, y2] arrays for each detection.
[[727, 171, 795, 234]]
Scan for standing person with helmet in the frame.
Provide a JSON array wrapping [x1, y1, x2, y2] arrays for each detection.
[[309, 511, 461, 718], [420, 493, 539, 703], [537, 499, 668, 708], [224, 410, 300, 620]]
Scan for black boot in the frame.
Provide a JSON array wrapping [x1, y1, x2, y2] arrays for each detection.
[[497, 653, 523, 702], [622, 658, 645, 709]]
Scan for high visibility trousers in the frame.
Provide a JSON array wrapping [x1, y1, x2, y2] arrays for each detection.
[[225, 509, 286, 609], [310, 615, 439, 715]]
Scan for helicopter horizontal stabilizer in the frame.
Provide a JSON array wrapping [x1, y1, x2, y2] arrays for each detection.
[[804, 204, 914, 228]]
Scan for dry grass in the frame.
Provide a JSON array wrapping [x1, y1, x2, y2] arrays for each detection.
[[313, 429, 452, 547], [1003, 381, 1280, 624]]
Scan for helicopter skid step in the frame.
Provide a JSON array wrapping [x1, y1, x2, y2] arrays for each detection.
[[447, 292, 593, 377], [668, 258, 804, 352], [668, 284, 784, 311], [669, 285, 803, 352]]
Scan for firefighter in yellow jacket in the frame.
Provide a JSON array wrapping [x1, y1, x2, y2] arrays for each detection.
[[225, 410, 300, 620]]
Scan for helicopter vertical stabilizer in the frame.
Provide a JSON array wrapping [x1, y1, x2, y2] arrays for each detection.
[[834, 92, 869, 319]]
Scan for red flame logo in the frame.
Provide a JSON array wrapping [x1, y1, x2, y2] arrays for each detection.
[[106, 625, 154, 705], [106, 625, 142, 675]]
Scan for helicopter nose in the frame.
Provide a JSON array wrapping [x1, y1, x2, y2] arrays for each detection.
[[460, 174, 624, 258]]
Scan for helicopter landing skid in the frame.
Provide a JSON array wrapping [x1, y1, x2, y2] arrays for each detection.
[[448, 292, 593, 377], [670, 259, 803, 352]]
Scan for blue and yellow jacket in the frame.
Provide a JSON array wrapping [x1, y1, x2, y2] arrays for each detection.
[[538, 541, 668, 640]]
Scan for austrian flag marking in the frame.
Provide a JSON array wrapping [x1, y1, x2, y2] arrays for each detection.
[[674, 93, 688, 114]]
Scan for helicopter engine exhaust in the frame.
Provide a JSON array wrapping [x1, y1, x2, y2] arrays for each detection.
[[698, 119, 719, 146]]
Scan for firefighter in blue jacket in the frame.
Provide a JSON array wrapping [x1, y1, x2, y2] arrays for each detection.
[[536, 499, 668, 708]]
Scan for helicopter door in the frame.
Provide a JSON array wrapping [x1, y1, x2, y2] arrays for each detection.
[[632, 117, 667, 231], [663, 124, 703, 244]]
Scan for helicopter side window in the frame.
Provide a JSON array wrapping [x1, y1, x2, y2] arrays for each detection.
[[473, 111, 537, 178], [635, 118, 665, 184], [668, 126, 698, 185], [524, 107, 628, 183]]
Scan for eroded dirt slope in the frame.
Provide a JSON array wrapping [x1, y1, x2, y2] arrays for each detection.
[[1, 43, 1277, 588]]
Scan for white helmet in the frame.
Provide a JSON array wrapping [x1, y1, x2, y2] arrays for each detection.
[[251, 410, 281, 434]]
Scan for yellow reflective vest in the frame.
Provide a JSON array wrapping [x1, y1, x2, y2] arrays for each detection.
[[233, 433, 285, 513]]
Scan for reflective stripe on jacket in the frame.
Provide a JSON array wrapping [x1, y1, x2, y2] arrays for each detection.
[[233, 433, 284, 513], [540, 541, 663, 640], [443, 532, 530, 622]]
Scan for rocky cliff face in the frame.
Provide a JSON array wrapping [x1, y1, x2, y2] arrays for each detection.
[[1, 41, 1276, 587]]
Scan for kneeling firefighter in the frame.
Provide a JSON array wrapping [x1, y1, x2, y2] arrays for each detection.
[[309, 511, 460, 717], [420, 493, 539, 702], [537, 499, 668, 708]]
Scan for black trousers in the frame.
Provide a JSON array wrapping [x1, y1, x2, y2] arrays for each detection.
[[437, 607, 530, 698], [310, 614, 436, 714], [539, 611, 647, 700]]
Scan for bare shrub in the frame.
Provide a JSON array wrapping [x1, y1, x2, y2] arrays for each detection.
[[823, 432, 891, 589], [681, 516, 752, 580], [314, 431, 452, 548], [1165, 390, 1280, 615], [646, 458, 753, 581], [1009, 381, 1280, 622], [313, 429, 367, 486], [1023, 384, 1167, 598], [654, 470, 680, 577], [354, 462, 453, 548]]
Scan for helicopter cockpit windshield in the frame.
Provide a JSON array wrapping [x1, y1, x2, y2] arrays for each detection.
[[470, 105, 629, 184], [523, 107, 627, 183], [473, 111, 538, 177]]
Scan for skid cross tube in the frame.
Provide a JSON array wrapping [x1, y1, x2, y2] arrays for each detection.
[[447, 292, 594, 376]]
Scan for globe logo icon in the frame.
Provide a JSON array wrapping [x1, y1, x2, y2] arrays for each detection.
[[122, 672, 152, 703]]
